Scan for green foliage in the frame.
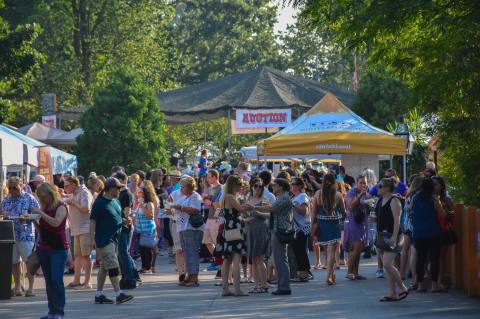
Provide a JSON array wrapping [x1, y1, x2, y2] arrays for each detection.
[[352, 69, 411, 130], [169, 0, 283, 85], [77, 68, 167, 175], [296, 0, 480, 205], [0, 0, 43, 124], [166, 118, 266, 164], [279, 14, 358, 86]]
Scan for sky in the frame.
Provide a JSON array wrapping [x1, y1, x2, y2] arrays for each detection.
[[275, 3, 298, 34]]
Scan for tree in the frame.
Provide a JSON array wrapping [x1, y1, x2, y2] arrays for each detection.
[[3, 0, 177, 108], [352, 69, 411, 130], [293, 0, 480, 205], [279, 14, 357, 86], [0, 0, 43, 124], [76, 68, 167, 175], [169, 0, 283, 85]]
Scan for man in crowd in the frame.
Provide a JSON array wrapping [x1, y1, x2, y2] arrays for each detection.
[[64, 176, 94, 289], [202, 169, 222, 272], [167, 170, 182, 194], [0, 177, 40, 297], [258, 170, 276, 205], [198, 149, 210, 177], [30, 175, 46, 193], [338, 166, 355, 188], [90, 177, 133, 304], [113, 171, 140, 289]]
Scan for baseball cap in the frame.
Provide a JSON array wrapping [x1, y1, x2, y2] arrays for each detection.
[[32, 175, 46, 183]]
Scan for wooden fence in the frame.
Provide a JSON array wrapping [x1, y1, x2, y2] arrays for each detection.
[[445, 204, 480, 297]]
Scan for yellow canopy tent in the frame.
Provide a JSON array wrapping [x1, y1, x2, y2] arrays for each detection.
[[257, 93, 406, 156]]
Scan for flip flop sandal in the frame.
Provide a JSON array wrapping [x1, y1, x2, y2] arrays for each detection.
[[355, 275, 367, 280], [380, 296, 399, 302], [399, 291, 409, 300], [346, 274, 356, 280]]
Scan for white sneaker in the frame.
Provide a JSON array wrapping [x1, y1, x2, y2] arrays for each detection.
[[376, 269, 384, 278]]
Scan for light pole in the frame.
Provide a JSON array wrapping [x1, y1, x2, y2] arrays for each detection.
[[394, 116, 410, 183]]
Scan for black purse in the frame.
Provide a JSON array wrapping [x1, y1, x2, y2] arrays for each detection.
[[187, 199, 205, 228]]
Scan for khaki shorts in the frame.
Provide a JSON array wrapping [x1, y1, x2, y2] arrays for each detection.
[[96, 242, 119, 270], [74, 233, 92, 257], [12, 241, 34, 264], [202, 219, 220, 244]]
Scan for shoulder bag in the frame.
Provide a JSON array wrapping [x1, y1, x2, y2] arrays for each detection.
[[187, 197, 205, 228]]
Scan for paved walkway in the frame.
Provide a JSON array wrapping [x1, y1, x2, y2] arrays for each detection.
[[1, 253, 479, 319]]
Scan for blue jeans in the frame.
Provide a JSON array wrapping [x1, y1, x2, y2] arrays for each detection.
[[179, 230, 203, 275], [118, 229, 138, 282], [38, 250, 68, 316]]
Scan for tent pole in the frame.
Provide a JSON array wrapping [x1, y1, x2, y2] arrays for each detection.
[[227, 109, 232, 159], [402, 154, 407, 183], [389, 155, 393, 169]]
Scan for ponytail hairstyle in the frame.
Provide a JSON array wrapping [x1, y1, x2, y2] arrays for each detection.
[[321, 173, 337, 216]]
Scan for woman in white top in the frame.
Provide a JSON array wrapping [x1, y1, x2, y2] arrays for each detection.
[[170, 176, 204, 287], [291, 178, 311, 282]]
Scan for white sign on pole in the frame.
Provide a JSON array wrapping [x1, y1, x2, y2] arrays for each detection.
[[42, 115, 57, 128], [235, 109, 291, 129]]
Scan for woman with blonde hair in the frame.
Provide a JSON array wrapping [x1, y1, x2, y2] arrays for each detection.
[[170, 176, 204, 287], [217, 175, 250, 296], [31, 183, 69, 318], [86, 174, 104, 200]]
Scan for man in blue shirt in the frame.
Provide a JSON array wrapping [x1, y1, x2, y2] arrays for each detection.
[[90, 177, 133, 304], [198, 149, 210, 177], [369, 168, 408, 198], [0, 176, 40, 297]]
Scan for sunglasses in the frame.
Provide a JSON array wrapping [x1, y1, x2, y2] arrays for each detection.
[[253, 184, 262, 189]]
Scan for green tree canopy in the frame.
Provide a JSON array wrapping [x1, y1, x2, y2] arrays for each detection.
[[77, 68, 167, 175], [293, 0, 480, 205], [352, 69, 411, 130]]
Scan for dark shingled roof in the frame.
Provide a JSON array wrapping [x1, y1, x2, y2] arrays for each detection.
[[157, 66, 356, 124]]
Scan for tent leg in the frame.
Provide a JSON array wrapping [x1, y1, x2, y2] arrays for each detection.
[[227, 109, 232, 159], [389, 155, 393, 169], [402, 155, 407, 183], [0, 138, 3, 201]]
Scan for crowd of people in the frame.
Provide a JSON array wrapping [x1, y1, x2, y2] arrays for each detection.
[[0, 152, 456, 317]]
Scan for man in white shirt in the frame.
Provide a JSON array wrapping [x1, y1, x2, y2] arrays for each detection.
[[259, 171, 276, 205], [64, 176, 94, 289]]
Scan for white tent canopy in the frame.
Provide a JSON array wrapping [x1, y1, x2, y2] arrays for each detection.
[[240, 146, 341, 162]]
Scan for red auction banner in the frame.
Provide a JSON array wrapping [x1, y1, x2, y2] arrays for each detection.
[[37, 146, 53, 183], [235, 109, 292, 129]]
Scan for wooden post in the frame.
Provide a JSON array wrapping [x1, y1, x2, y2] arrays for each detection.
[[451, 204, 465, 289], [0, 138, 3, 201], [464, 206, 478, 296], [227, 109, 232, 159]]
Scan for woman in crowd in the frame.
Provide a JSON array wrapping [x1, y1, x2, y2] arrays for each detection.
[[135, 184, 158, 274], [290, 177, 311, 282], [31, 183, 69, 319], [344, 175, 369, 280], [245, 177, 270, 293], [86, 174, 104, 200], [433, 175, 455, 290], [374, 178, 408, 301], [217, 175, 249, 296], [335, 179, 347, 268], [412, 177, 446, 293], [171, 176, 204, 287], [311, 173, 346, 285], [400, 175, 423, 287], [151, 169, 169, 253], [254, 178, 294, 295], [144, 180, 160, 272]]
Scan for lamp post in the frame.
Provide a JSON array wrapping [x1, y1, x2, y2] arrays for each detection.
[[394, 116, 410, 183]]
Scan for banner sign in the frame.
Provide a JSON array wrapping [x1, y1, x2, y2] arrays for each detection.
[[37, 146, 53, 183], [235, 109, 291, 129], [231, 120, 278, 135], [42, 115, 57, 128]]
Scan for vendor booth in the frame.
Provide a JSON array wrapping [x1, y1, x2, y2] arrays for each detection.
[[257, 93, 408, 179], [0, 124, 77, 189]]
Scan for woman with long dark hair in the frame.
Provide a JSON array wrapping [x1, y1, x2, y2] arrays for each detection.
[[311, 173, 346, 285], [412, 177, 446, 292], [135, 184, 157, 274], [432, 176, 454, 291], [291, 177, 311, 282]]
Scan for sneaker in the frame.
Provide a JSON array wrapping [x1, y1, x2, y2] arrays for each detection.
[[215, 270, 222, 279], [376, 269, 384, 278], [116, 293, 134, 304], [95, 295, 114, 304], [207, 263, 218, 271]]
